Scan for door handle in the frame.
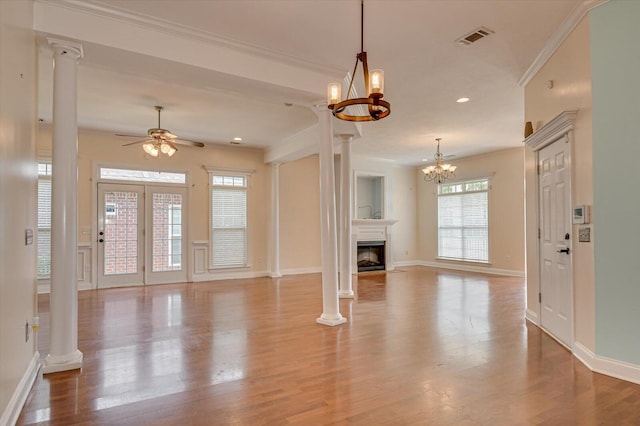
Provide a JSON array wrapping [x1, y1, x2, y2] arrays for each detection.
[[557, 248, 570, 254]]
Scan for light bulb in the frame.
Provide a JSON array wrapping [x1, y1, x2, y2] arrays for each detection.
[[166, 143, 177, 157], [327, 83, 341, 105], [368, 69, 384, 96], [143, 142, 159, 157]]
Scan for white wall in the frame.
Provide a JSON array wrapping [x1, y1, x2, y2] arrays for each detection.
[[0, 0, 39, 421]]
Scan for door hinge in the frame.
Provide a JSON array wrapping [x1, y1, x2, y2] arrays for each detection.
[[539, 293, 542, 303], [537, 164, 540, 175], [538, 228, 541, 239]]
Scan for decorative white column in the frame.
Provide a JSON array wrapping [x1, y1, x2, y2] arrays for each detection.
[[43, 38, 84, 374], [315, 105, 346, 326], [339, 134, 354, 298], [270, 162, 282, 278]]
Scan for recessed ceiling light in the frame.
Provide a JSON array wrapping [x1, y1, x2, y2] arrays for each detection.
[[456, 97, 470, 103], [421, 158, 428, 162], [233, 137, 242, 141]]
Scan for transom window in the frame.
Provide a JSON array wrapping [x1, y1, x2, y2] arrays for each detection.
[[437, 179, 489, 262], [209, 171, 249, 268], [99, 167, 186, 184]]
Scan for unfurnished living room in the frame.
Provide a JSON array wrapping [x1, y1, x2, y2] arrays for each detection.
[[1, 0, 639, 425]]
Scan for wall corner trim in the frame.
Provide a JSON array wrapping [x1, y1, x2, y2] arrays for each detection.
[[518, 0, 609, 87], [0, 352, 41, 426], [573, 342, 640, 386]]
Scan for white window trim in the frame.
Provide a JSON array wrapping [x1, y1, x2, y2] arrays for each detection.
[[205, 166, 255, 270], [437, 177, 491, 264]]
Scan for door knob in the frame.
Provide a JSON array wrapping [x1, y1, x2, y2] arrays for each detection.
[[99, 231, 104, 236], [99, 238, 104, 243], [557, 248, 570, 254]]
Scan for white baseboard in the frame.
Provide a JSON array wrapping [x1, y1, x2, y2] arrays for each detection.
[[573, 342, 640, 386], [392, 260, 418, 268], [525, 309, 539, 324], [0, 351, 40, 426], [280, 267, 322, 276], [191, 269, 269, 282], [404, 260, 525, 277]]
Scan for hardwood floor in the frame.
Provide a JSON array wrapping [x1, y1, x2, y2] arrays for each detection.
[[18, 267, 640, 425]]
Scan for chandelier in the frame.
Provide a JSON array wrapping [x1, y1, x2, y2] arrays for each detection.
[[143, 140, 177, 157], [422, 138, 457, 183], [327, 0, 390, 122]]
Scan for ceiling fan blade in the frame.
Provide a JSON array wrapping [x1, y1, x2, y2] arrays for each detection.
[[122, 138, 152, 147], [173, 138, 205, 148], [116, 133, 147, 138]]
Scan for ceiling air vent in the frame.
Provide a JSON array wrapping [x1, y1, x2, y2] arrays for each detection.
[[456, 27, 495, 45]]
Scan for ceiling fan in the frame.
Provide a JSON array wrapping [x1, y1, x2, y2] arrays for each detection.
[[118, 106, 205, 157]]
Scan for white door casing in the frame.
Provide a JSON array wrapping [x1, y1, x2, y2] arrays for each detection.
[[538, 137, 573, 347]]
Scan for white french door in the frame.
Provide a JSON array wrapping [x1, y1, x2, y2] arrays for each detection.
[[145, 186, 187, 285], [538, 139, 573, 347], [97, 183, 187, 288], [98, 183, 144, 288]]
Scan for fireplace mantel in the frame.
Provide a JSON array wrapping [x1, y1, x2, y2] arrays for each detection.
[[352, 219, 397, 272]]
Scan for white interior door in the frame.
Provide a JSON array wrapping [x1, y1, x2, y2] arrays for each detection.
[[539, 138, 573, 346], [97, 183, 144, 288], [145, 186, 187, 285]]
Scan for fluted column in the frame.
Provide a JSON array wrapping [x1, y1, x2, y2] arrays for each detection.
[[270, 162, 282, 278], [43, 38, 84, 374], [339, 135, 354, 298], [315, 105, 346, 326]]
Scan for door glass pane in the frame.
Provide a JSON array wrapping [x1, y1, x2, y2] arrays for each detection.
[[152, 193, 183, 272], [103, 191, 138, 275]]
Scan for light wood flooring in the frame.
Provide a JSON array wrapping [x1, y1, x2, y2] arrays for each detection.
[[18, 266, 640, 425]]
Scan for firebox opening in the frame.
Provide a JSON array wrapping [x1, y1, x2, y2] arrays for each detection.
[[357, 241, 385, 272]]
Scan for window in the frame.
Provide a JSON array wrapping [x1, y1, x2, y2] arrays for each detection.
[[37, 162, 52, 277], [168, 205, 182, 268], [99, 167, 186, 184], [437, 179, 489, 262], [210, 173, 248, 268]]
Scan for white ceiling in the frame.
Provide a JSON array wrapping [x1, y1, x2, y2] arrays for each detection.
[[36, 0, 585, 166]]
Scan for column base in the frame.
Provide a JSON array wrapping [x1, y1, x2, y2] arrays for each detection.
[[43, 350, 83, 374], [339, 290, 355, 299], [316, 315, 347, 327]]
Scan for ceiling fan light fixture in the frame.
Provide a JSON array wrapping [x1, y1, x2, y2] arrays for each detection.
[[143, 142, 159, 157], [165, 141, 177, 157]]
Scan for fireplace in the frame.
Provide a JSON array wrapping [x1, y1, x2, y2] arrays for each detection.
[[357, 241, 386, 272]]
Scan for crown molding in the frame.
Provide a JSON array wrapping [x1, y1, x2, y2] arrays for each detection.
[[35, 0, 344, 78], [518, 0, 609, 87], [524, 110, 577, 150]]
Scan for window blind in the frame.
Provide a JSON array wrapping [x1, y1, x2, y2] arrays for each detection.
[[211, 182, 247, 268], [37, 172, 52, 276], [438, 180, 489, 262]]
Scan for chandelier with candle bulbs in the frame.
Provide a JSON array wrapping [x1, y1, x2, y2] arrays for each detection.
[[327, 0, 390, 122], [422, 138, 457, 183]]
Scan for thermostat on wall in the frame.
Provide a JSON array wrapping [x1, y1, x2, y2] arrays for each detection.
[[573, 205, 590, 224]]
